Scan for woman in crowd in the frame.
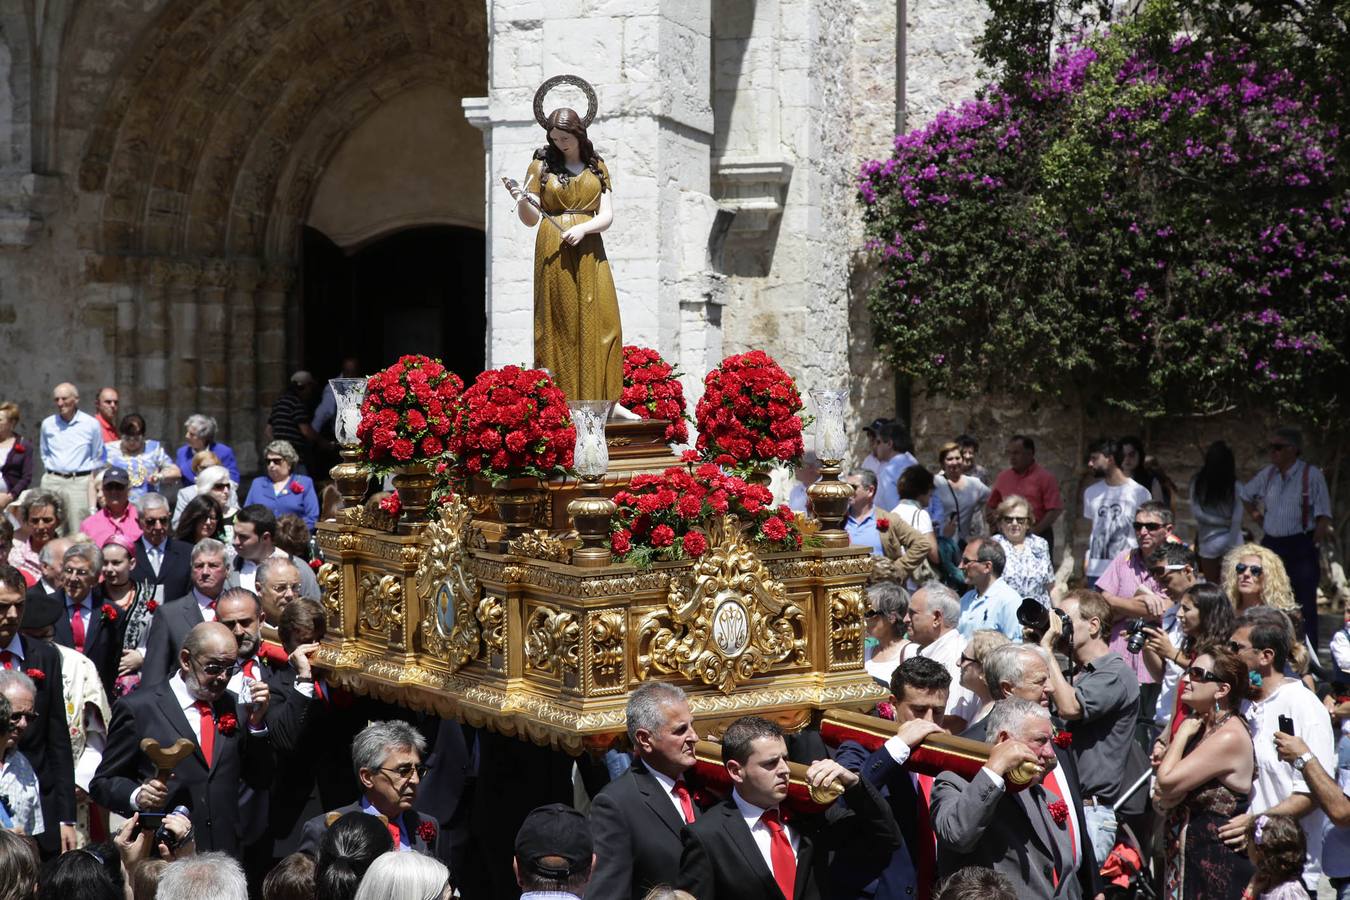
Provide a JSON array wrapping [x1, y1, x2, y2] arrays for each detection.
[[6, 491, 64, 583], [864, 581, 918, 686], [1189, 441, 1243, 582], [0, 402, 33, 512], [174, 494, 226, 547], [958, 629, 1010, 731], [1220, 543, 1314, 685], [1153, 645, 1255, 899], [0, 829, 38, 900], [353, 851, 452, 900], [174, 414, 240, 485], [36, 842, 122, 900], [1242, 815, 1311, 899], [170, 449, 223, 525], [933, 441, 990, 546], [316, 812, 394, 900], [990, 494, 1055, 606], [181, 466, 239, 546], [98, 535, 158, 696], [246, 440, 319, 531], [275, 514, 313, 562], [1142, 582, 1237, 732], [101, 414, 179, 500]]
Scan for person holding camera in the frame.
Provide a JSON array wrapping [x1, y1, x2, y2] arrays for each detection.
[[1142, 580, 1236, 735], [1038, 589, 1143, 865], [1133, 542, 1198, 729]]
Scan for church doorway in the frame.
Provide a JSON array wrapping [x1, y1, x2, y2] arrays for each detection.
[[300, 224, 486, 384]]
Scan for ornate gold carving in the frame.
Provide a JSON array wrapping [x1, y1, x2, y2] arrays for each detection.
[[317, 562, 342, 629], [605, 436, 633, 447], [357, 572, 403, 638], [507, 529, 571, 563], [476, 596, 506, 666], [415, 499, 482, 672], [525, 605, 581, 680], [828, 587, 866, 670], [587, 610, 626, 693], [345, 504, 398, 532], [637, 516, 808, 693]]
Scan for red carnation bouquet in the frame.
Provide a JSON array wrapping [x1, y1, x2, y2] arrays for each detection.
[[610, 462, 803, 566], [357, 355, 463, 472], [620, 345, 690, 444], [694, 351, 807, 472], [449, 366, 576, 484]]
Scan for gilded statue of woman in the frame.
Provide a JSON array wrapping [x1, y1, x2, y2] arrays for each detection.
[[503, 77, 624, 406]]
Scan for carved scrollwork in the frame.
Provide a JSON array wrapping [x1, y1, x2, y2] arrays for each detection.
[[637, 515, 807, 693], [588, 610, 626, 693], [317, 562, 342, 630], [507, 529, 571, 563], [357, 572, 402, 637], [476, 596, 506, 667], [415, 498, 482, 672], [525, 605, 581, 680], [828, 587, 866, 670]]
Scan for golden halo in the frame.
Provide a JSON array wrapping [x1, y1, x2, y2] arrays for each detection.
[[533, 74, 598, 130]]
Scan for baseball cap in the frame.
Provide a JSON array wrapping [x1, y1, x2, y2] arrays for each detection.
[[514, 803, 592, 879], [103, 466, 130, 487], [21, 592, 61, 630]]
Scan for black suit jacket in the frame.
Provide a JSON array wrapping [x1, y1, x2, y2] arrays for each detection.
[[14, 637, 77, 856], [1, 439, 33, 495], [140, 593, 210, 686], [589, 759, 700, 900], [51, 589, 124, 697], [678, 778, 901, 900], [90, 679, 272, 854], [25, 581, 57, 604], [133, 538, 192, 605], [296, 800, 439, 857]]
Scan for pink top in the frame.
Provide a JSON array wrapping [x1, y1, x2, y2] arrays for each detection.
[[80, 505, 143, 547], [1095, 547, 1164, 684], [986, 462, 1064, 521]]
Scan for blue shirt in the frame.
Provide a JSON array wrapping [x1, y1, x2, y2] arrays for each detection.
[[39, 410, 104, 473], [845, 511, 885, 556], [957, 577, 1024, 640], [244, 474, 319, 530], [874, 452, 918, 512], [173, 442, 240, 485]]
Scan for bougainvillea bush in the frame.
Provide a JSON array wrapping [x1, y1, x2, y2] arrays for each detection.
[[357, 355, 462, 470], [859, 0, 1349, 422], [694, 351, 808, 470], [610, 462, 804, 567], [449, 366, 576, 484], [620, 345, 690, 444]]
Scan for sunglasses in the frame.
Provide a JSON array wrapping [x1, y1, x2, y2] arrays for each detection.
[[1268, 442, 1292, 451], [1133, 521, 1165, 532], [1234, 563, 1263, 576], [143, 515, 170, 526], [959, 654, 979, 667], [864, 609, 883, 619], [1000, 515, 1031, 524], [1227, 640, 1253, 653], [195, 659, 240, 678], [9, 711, 35, 725], [1186, 666, 1222, 684], [1149, 565, 1184, 580]]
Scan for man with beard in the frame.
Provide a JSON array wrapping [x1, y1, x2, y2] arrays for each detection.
[[91, 620, 272, 854], [588, 682, 702, 900], [1081, 439, 1151, 590]]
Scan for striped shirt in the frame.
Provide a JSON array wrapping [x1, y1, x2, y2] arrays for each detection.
[[268, 391, 308, 446], [1239, 460, 1331, 537]]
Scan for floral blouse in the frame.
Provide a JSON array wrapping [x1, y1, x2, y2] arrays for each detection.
[[993, 532, 1054, 606]]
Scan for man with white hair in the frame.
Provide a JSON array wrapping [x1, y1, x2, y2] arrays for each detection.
[[157, 852, 249, 900], [132, 493, 192, 602], [140, 538, 231, 685], [906, 582, 980, 730], [38, 382, 104, 535], [931, 698, 1083, 898]]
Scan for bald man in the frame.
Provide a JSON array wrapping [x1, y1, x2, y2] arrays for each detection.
[[92, 621, 274, 854], [39, 383, 104, 534]]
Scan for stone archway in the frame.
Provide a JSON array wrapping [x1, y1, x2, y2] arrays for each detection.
[[77, 0, 486, 471]]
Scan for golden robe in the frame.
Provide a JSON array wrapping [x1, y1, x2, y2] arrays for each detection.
[[525, 158, 623, 402]]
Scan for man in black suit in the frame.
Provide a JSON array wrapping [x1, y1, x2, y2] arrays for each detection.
[[589, 682, 701, 900], [132, 493, 191, 602], [23, 536, 70, 605], [51, 541, 123, 694], [141, 538, 229, 686], [296, 719, 439, 857], [90, 620, 273, 854], [678, 715, 901, 900], [0, 563, 77, 856]]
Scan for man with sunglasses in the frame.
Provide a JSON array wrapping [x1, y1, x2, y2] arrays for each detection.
[[92, 620, 273, 854], [131, 493, 192, 603], [0, 670, 45, 839], [1239, 427, 1333, 645], [298, 720, 439, 857]]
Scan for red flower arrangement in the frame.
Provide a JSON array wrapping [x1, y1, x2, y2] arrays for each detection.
[[609, 462, 803, 566], [1047, 799, 1069, 826], [25, 668, 44, 684], [289, 481, 304, 494], [308, 558, 322, 572], [694, 351, 807, 471], [357, 355, 463, 469], [449, 366, 575, 484], [620, 345, 690, 444], [379, 493, 402, 518], [417, 820, 437, 843], [1053, 730, 1073, 749], [217, 712, 239, 736], [101, 603, 119, 622]]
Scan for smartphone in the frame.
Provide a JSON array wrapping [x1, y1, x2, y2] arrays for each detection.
[[1278, 714, 1295, 736], [137, 813, 166, 832]]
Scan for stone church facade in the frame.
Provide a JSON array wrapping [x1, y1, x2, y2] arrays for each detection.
[[0, 0, 994, 474]]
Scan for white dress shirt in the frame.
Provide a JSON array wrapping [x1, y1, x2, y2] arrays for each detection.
[[918, 628, 981, 722], [1239, 460, 1332, 537], [191, 588, 218, 622], [731, 787, 798, 873], [646, 763, 694, 823], [142, 537, 166, 576]]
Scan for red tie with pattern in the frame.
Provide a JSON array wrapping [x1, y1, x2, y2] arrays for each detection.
[[672, 779, 695, 824], [761, 808, 796, 900], [70, 603, 87, 653], [386, 818, 402, 849], [195, 701, 215, 768]]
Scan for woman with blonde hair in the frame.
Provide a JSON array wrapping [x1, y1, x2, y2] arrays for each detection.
[[959, 628, 1011, 729], [1221, 543, 1296, 615], [990, 494, 1054, 606]]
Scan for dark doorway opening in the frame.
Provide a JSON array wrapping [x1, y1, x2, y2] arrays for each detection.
[[300, 225, 487, 385]]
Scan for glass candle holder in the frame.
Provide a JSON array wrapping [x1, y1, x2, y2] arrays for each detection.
[[330, 377, 369, 447], [569, 401, 614, 479], [809, 388, 849, 464]]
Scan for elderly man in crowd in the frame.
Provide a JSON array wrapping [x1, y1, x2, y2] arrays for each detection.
[[23, 534, 71, 604], [845, 470, 931, 580], [39, 382, 104, 536], [955, 538, 1022, 641], [141, 538, 231, 685], [0, 671, 45, 841], [133, 492, 192, 602], [298, 719, 439, 855], [51, 542, 121, 693], [908, 582, 981, 731]]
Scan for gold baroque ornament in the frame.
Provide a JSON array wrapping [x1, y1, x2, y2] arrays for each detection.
[[507, 529, 571, 563], [828, 587, 866, 670], [317, 562, 342, 628], [587, 610, 626, 693], [476, 596, 506, 667], [637, 515, 807, 693], [415, 498, 482, 672], [524, 605, 581, 680]]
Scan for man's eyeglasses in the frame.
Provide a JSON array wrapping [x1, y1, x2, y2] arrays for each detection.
[[267, 583, 303, 595], [9, 711, 35, 725], [1234, 563, 1263, 576], [1133, 521, 1165, 532], [959, 654, 978, 667], [143, 516, 170, 526], [1186, 666, 1222, 684], [958, 557, 984, 567], [195, 659, 240, 678], [62, 567, 93, 578], [864, 609, 883, 619], [1228, 640, 1253, 653], [377, 763, 427, 782]]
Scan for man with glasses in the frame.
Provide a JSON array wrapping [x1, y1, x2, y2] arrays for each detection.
[[1139, 542, 1198, 733], [0, 670, 45, 840], [844, 470, 931, 580], [1239, 427, 1333, 644], [955, 538, 1022, 641], [0, 563, 77, 856], [298, 720, 439, 856], [51, 542, 121, 694], [229, 504, 319, 603], [92, 620, 272, 854], [132, 493, 192, 603], [141, 538, 231, 686]]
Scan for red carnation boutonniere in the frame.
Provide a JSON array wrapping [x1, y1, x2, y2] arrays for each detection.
[[11, 440, 24, 454], [417, 820, 437, 843], [1048, 799, 1069, 826], [877, 701, 897, 721], [145, 599, 159, 613], [876, 517, 890, 532], [289, 480, 305, 494], [24, 668, 44, 684], [1053, 730, 1072, 749], [101, 603, 119, 622], [308, 557, 322, 572], [217, 712, 239, 736]]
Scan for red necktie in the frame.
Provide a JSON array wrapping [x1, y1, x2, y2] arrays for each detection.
[[195, 701, 215, 768], [386, 818, 402, 849], [1043, 773, 1078, 867], [70, 603, 87, 654], [672, 779, 695, 824], [761, 809, 796, 900], [913, 773, 937, 900], [242, 659, 258, 681], [0, 651, 13, 670]]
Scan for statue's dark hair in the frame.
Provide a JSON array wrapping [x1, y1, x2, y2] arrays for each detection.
[[534, 108, 608, 191]]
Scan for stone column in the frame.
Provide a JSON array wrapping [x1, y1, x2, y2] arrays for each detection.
[[253, 266, 293, 471], [226, 260, 262, 465], [136, 259, 175, 428], [197, 259, 232, 428], [165, 261, 202, 440], [468, 0, 721, 389]]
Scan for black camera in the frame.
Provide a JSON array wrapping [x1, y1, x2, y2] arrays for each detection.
[[1017, 597, 1073, 649], [1125, 618, 1148, 654]]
